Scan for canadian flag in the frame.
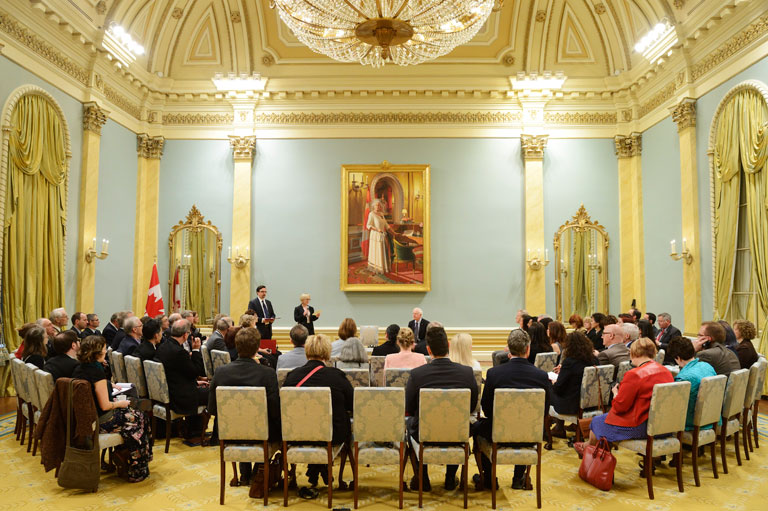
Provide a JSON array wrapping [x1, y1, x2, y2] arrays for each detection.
[[145, 262, 165, 317], [172, 266, 181, 312]]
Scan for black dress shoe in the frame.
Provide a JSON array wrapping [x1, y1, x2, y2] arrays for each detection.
[[512, 475, 532, 490], [409, 476, 431, 492], [444, 477, 458, 491], [472, 473, 496, 490]]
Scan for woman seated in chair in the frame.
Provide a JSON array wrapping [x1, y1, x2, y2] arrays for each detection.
[[526, 322, 552, 365], [576, 338, 672, 451], [547, 321, 567, 359], [336, 336, 369, 369], [549, 332, 597, 437], [384, 328, 427, 369], [20, 325, 47, 369], [449, 333, 481, 370], [283, 334, 354, 488], [331, 318, 359, 358], [733, 319, 759, 369], [72, 335, 153, 482]]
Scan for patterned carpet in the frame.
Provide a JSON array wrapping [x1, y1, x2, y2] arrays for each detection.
[[0, 411, 767, 510]]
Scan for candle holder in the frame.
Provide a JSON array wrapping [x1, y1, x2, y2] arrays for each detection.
[[85, 238, 109, 263], [179, 254, 192, 269], [669, 239, 693, 265], [227, 245, 250, 269], [526, 248, 550, 271], [588, 254, 602, 273], [559, 259, 568, 278]]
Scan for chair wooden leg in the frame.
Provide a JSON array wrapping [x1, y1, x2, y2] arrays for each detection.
[[151, 413, 157, 447], [19, 412, 26, 445], [327, 442, 333, 509], [353, 442, 359, 510], [283, 442, 289, 507], [754, 402, 760, 449], [544, 415, 553, 450], [165, 416, 172, 454], [491, 444, 497, 510], [201, 411, 210, 447], [263, 441, 270, 506], [398, 442, 405, 510], [27, 403, 35, 453], [463, 443, 469, 510], [418, 443, 424, 508], [720, 426, 728, 474], [710, 441, 718, 479], [230, 463, 239, 487], [473, 438, 485, 491], [338, 444, 348, 489], [219, 441, 226, 505], [743, 410, 751, 460], [676, 432, 684, 493], [536, 443, 542, 509], [645, 438, 655, 500], [734, 430, 742, 466], [692, 427, 700, 487]]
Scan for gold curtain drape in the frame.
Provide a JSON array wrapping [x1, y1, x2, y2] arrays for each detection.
[[184, 230, 212, 322], [573, 230, 588, 317], [2, 94, 67, 396], [585, 233, 595, 316]]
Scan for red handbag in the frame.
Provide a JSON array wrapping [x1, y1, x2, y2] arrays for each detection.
[[578, 437, 616, 491]]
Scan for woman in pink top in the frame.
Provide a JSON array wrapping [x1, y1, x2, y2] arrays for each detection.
[[384, 328, 428, 369]]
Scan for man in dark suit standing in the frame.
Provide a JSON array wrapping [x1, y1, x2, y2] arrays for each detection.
[[70, 312, 87, 339], [248, 285, 275, 340], [405, 325, 478, 491], [472, 329, 552, 490], [655, 312, 682, 364], [82, 313, 101, 337], [408, 308, 430, 343], [208, 327, 281, 484], [155, 319, 208, 436], [43, 331, 80, 381]]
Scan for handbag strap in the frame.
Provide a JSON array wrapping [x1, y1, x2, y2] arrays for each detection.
[[296, 364, 323, 387]]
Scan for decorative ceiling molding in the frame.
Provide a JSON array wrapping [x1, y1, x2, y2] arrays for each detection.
[[557, 3, 595, 63], [163, 112, 235, 125], [691, 14, 768, 82], [252, 111, 525, 126], [543, 111, 617, 125], [184, 5, 221, 65]]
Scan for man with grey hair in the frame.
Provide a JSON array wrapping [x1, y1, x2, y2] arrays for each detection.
[[655, 312, 681, 360], [621, 322, 640, 346], [472, 328, 551, 491], [117, 316, 143, 356], [205, 316, 232, 352], [109, 310, 134, 350], [163, 312, 182, 343], [408, 307, 430, 343], [276, 324, 309, 370], [49, 307, 68, 334], [36, 317, 58, 356]]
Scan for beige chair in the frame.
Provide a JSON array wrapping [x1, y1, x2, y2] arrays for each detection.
[[352, 388, 406, 509], [124, 355, 149, 399], [277, 368, 291, 388], [369, 356, 386, 386], [9, 356, 26, 442], [681, 375, 727, 486], [110, 351, 128, 383], [201, 345, 215, 379], [31, 369, 55, 456], [143, 359, 209, 453], [360, 326, 379, 347], [548, 365, 613, 445], [21, 363, 42, 453], [534, 352, 558, 372], [749, 358, 767, 450], [616, 360, 632, 383], [717, 368, 748, 473], [385, 368, 412, 388], [210, 349, 231, 373], [280, 387, 346, 508], [655, 349, 666, 364], [217, 386, 279, 505], [342, 368, 370, 388], [617, 381, 691, 500], [411, 388, 471, 509], [477, 389, 545, 509]]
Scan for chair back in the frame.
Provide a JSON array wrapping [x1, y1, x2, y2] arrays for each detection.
[[744, 363, 760, 408], [210, 349, 231, 372], [9, 356, 24, 401], [616, 360, 632, 383], [201, 345, 214, 379], [353, 387, 405, 443], [721, 368, 748, 419], [385, 368, 411, 388], [534, 352, 558, 372], [277, 368, 291, 388], [418, 388, 470, 443], [492, 388, 545, 444], [143, 359, 170, 404], [693, 375, 727, 427], [360, 326, 379, 347], [25, 363, 43, 409], [280, 387, 333, 442], [34, 369, 55, 411], [755, 358, 768, 403], [369, 355, 386, 386], [217, 386, 269, 441], [579, 365, 613, 409], [655, 349, 666, 364], [343, 368, 370, 388], [111, 351, 128, 383], [647, 381, 691, 436], [393, 239, 415, 261], [124, 355, 148, 398]]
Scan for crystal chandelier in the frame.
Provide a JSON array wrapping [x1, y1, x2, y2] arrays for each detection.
[[270, 0, 498, 67]]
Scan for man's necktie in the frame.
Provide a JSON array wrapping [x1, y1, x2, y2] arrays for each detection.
[[262, 300, 269, 318]]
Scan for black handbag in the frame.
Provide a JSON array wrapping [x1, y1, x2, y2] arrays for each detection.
[[57, 380, 101, 492]]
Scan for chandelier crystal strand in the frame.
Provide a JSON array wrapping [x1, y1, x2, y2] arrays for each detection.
[[271, 0, 496, 67]]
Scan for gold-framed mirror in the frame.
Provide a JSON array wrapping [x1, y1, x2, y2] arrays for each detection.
[[168, 205, 222, 324], [553, 205, 609, 322]]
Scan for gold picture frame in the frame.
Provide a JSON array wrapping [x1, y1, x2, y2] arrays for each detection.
[[341, 161, 430, 292]]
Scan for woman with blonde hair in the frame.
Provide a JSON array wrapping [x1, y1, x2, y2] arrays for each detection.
[[294, 293, 320, 335], [384, 327, 427, 369], [448, 333, 481, 370]]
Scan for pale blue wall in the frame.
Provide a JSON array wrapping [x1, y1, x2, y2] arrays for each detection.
[[543, 138, 620, 319], [0, 55, 83, 317], [250, 138, 525, 328], [93, 120, 137, 322], [157, 140, 234, 318], [642, 117, 684, 329]]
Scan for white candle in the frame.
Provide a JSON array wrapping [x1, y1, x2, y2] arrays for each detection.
[[246, 246, 249, 258], [545, 249, 549, 262], [228, 246, 232, 259], [682, 238, 687, 251], [527, 249, 531, 259], [235, 246, 239, 257], [670, 239, 676, 255], [92, 237, 96, 249]]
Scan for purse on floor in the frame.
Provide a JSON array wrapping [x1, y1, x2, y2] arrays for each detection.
[[57, 380, 101, 491], [578, 437, 616, 491]]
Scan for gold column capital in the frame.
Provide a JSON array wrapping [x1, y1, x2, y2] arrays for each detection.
[[229, 135, 256, 161], [520, 134, 548, 160], [82, 102, 109, 134], [614, 133, 642, 159], [671, 98, 697, 132], [137, 133, 165, 159]]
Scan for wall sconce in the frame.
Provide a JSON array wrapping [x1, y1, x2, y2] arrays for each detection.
[[527, 248, 549, 271], [588, 253, 602, 273], [559, 259, 568, 278], [179, 254, 191, 269], [227, 245, 250, 269], [85, 237, 109, 263], [670, 238, 693, 264]]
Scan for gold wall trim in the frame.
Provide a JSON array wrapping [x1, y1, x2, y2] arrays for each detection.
[[103, 83, 142, 120], [163, 113, 235, 125], [253, 111, 524, 126], [691, 14, 768, 82], [543, 112, 617, 125]]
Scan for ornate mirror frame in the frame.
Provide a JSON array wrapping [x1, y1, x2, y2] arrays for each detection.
[[553, 205, 610, 322], [168, 205, 223, 323]]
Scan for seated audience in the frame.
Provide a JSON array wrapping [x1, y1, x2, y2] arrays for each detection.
[[693, 321, 740, 375], [644, 312, 659, 338], [239, 313, 256, 328], [405, 325, 478, 492], [618, 313, 635, 324], [49, 307, 68, 335], [551, 332, 597, 420], [332, 318, 358, 358], [538, 315, 553, 332], [732, 319, 759, 369], [579, 338, 672, 450], [136, 318, 163, 361], [116, 316, 142, 356], [547, 321, 567, 358], [205, 317, 232, 352], [526, 322, 552, 365], [472, 328, 551, 490], [568, 314, 584, 332], [667, 336, 717, 431], [21, 325, 47, 369], [656, 312, 681, 364], [82, 313, 101, 337], [208, 327, 280, 485], [283, 333, 353, 488], [43, 331, 80, 381], [449, 333, 481, 371], [384, 328, 427, 369], [72, 335, 152, 481], [596, 324, 630, 373], [372, 323, 400, 356], [621, 322, 640, 347], [102, 312, 119, 345], [337, 336, 369, 369], [70, 312, 87, 338], [587, 313, 605, 351], [224, 325, 240, 362], [14, 322, 35, 359], [408, 307, 430, 343], [719, 320, 739, 352], [110, 310, 134, 350], [637, 319, 655, 340], [276, 324, 309, 370]]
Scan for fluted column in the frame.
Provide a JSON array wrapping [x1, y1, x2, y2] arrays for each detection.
[[132, 134, 164, 314], [521, 134, 548, 313], [229, 135, 256, 316], [672, 98, 701, 333], [615, 133, 646, 311], [76, 102, 109, 312]]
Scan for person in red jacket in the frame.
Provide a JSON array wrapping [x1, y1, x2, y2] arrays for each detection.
[[577, 337, 673, 451]]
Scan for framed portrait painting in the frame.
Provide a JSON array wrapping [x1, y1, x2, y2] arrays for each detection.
[[341, 161, 430, 292]]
